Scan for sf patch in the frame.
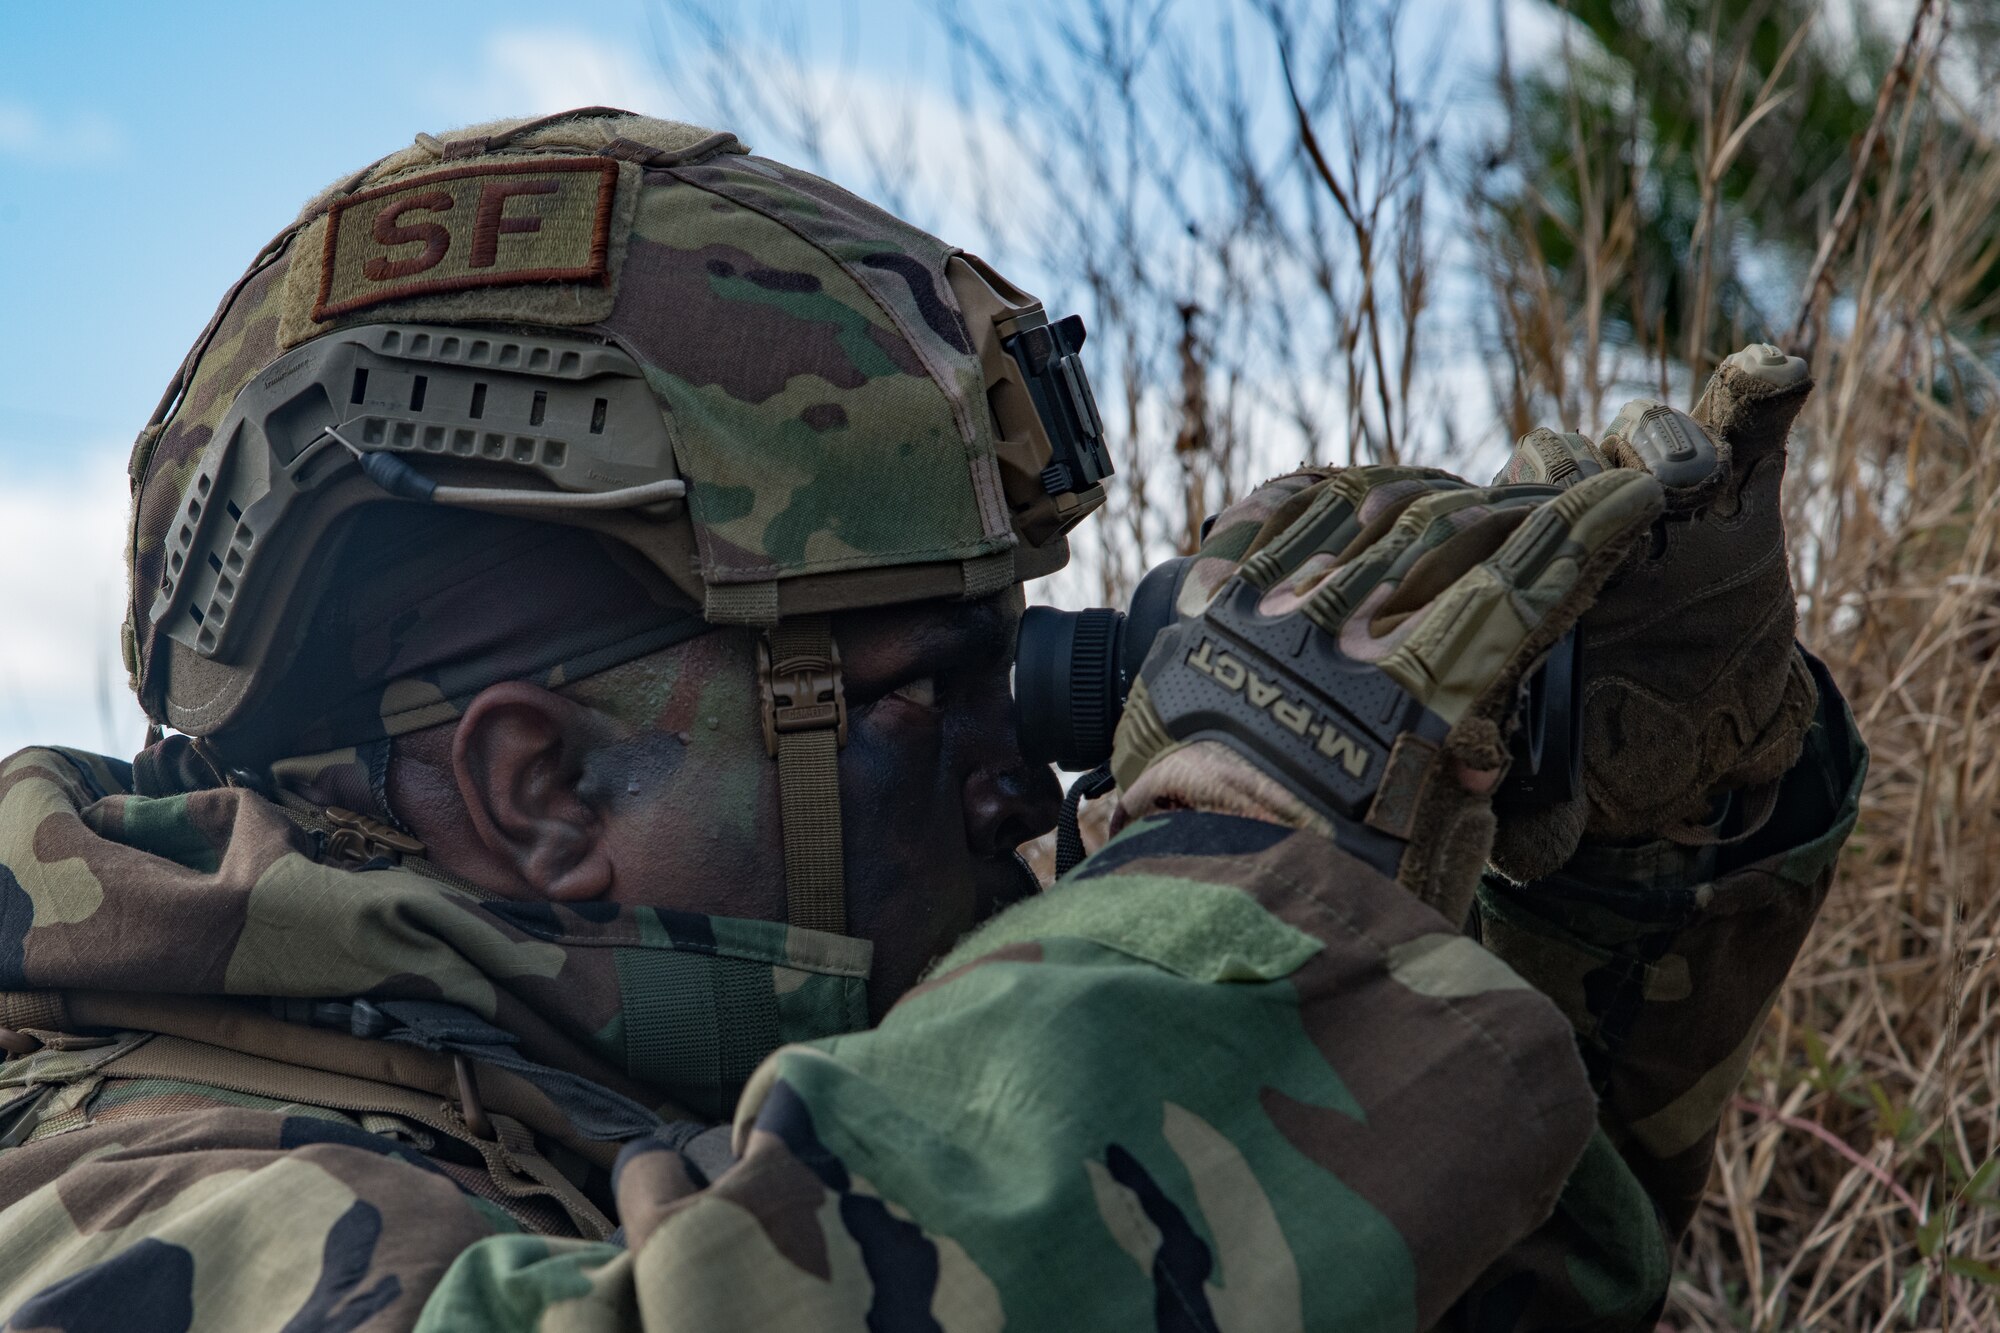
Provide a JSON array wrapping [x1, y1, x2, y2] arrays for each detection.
[[314, 158, 619, 320]]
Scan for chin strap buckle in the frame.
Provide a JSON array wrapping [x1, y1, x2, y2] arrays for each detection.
[[759, 616, 847, 936], [758, 630, 848, 756]]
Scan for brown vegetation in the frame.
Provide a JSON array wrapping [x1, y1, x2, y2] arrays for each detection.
[[662, 0, 2000, 1323], [1486, 3, 2000, 1325]]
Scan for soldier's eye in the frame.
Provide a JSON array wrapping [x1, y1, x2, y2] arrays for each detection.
[[890, 677, 938, 709]]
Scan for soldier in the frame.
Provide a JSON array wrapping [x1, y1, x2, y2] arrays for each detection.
[[0, 110, 1861, 1330]]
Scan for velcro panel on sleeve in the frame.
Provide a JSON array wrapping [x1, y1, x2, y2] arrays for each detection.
[[279, 156, 641, 347], [930, 870, 1321, 984]]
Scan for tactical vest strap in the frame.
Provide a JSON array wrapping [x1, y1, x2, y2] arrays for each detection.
[[0, 1032, 154, 1147], [0, 990, 634, 1238], [100, 1034, 614, 1239], [760, 616, 847, 936], [57, 991, 647, 1163], [0, 992, 67, 1036]]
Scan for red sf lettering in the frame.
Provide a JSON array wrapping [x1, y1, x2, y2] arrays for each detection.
[[470, 179, 559, 268], [363, 191, 453, 281]]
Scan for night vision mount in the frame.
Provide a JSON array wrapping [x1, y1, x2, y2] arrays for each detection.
[[945, 252, 1113, 549], [999, 308, 1110, 499]]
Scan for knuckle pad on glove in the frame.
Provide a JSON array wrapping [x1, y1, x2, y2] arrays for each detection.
[[1118, 464, 1664, 915]]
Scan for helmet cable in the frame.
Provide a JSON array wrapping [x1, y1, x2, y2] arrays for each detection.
[[322, 425, 686, 510]]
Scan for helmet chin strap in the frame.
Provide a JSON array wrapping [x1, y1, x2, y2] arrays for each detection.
[[758, 615, 848, 935]]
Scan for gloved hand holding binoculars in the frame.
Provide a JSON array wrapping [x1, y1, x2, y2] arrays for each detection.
[[1014, 343, 1818, 925]]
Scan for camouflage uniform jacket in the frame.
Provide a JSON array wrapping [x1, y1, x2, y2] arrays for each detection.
[[0, 656, 1861, 1332]]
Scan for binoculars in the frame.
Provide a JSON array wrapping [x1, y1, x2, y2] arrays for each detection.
[[1014, 555, 1584, 808]]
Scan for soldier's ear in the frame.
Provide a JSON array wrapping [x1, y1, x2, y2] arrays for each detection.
[[452, 682, 614, 902]]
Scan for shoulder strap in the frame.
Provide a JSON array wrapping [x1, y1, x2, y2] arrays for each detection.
[[0, 990, 639, 1238], [99, 1033, 614, 1239], [60, 992, 639, 1163]]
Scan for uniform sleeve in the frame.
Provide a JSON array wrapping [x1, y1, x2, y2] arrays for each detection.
[[0, 1108, 518, 1332], [1452, 649, 1866, 1330], [418, 813, 1609, 1332]]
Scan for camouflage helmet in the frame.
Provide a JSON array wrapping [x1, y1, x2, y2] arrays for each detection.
[[125, 108, 1111, 933]]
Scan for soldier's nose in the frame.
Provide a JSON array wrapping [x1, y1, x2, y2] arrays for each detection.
[[964, 760, 1061, 859]]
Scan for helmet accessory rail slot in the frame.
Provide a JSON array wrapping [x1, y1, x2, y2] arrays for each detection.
[[150, 323, 682, 665]]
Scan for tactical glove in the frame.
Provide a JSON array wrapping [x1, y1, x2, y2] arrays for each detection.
[[1489, 344, 1821, 880], [1111, 464, 1663, 926]]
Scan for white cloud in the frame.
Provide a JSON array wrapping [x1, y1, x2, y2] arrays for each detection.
[[430, 27, 1049, 249], [431, 29, 677, 126], [0, 103, 35, 152], [0, 99, 124, 163], [764, 58, 1055, 247], [0, 449, 151, 759]]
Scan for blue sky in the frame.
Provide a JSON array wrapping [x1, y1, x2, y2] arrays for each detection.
[[1, 0, 954, 465], [1, 0, 1539, 757]]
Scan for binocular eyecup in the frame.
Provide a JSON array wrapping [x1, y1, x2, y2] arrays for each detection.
[[1013, 556, 1195, 772], [1014, 555, 1584, 809]]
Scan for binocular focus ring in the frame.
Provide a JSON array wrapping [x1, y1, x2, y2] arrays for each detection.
[[1063, 609, 1121, 762], [1014, 605, 1125, 771]]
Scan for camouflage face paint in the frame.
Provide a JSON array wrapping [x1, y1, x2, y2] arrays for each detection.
[[519, 592, 1057, 1016]]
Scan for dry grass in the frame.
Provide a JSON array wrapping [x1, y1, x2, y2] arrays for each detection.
[[1024, 2, 2000, 1323], [1006, 2, 2000, 1322], [1495, 5, 2000, 1327], [669, 0, 2000, 1321]]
